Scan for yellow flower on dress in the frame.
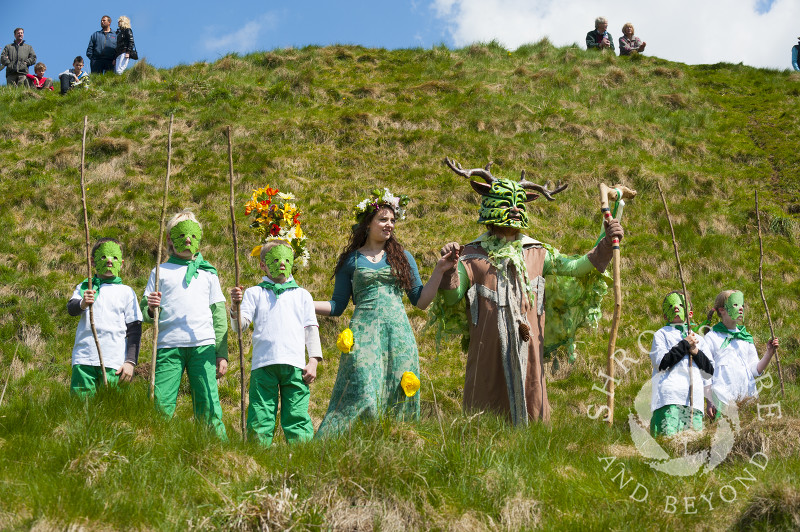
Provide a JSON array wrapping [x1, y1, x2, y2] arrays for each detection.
[[400, 371, 420, 397], [336, 328, 354, 353]]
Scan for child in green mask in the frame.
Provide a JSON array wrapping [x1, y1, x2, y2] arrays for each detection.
[[703, 290, 779, 418], [230, 239, 322, 445], [648, 290, 714, 436], [68, 238, 142, 397], [142, 209, 229, 440]]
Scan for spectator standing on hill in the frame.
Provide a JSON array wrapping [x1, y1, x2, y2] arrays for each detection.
[[792, 37, 800, 71], [619, 23, 646, 56], [1, 28, 36, 86], [59, 56, 89, 95], [26, 62, 53, 91], [115, 16, 137, 75], [586, 17, 614, 52], [86, 15, 117, 74]]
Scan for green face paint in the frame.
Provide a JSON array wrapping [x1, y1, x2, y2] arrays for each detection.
[[478, 178, 530, 229], [264, 244, 294, 280], [725, 291, 745, 323], [93, 241, 123, 277], [662, 292, 687, 322], [170, 220, 202, 255]]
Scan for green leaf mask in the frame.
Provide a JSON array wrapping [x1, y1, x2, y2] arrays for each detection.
[[93, 241, 123, 277], [478, 179, 530, 229], [170, 220, 202, 255], [725, 291, 745, 324], [662, 292, 687, 322], [264, 244, 294, 280]]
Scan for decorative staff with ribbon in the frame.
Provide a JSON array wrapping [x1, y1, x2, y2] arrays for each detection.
[[755, 191, 785, 397], [227, 126, 247, 440], [79, 116, 108, 387], [598, 183, 637, 425], [149, 114, 174, 401]]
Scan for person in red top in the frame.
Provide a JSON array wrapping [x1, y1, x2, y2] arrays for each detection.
[[26, 62, 53, 91]]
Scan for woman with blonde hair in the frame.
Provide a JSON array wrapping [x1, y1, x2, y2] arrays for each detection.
[[619, 22, 646, 56], [115, 15, 137, 74]]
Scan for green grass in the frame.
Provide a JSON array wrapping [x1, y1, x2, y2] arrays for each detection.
[[0, 43, 799, 530]]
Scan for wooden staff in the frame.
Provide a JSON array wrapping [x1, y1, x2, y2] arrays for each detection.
[[0, 344, 20, 407], [149, 114, 174, 401], [755, 191, 785, 397], [657, 182, 695, 416], [79, 116, 108, 387], [598, 183, 637, 425], [227, 126, 247, 440]]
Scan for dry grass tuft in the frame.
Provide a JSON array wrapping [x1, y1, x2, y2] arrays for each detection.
[[652, 66, 683, 78], [65, 447, 129, 486], [410, 80, 459, 94], [660, 93, 689, 110], [467, 44, 490, 57], [127, 58, 160, 83], [51, 147, 79, 170], [216, 485, 300, 531], [88, 137, 132, 158], [734, 484, 800, 531], [729, 417, 800, 460], [500, 495, 540, 531]]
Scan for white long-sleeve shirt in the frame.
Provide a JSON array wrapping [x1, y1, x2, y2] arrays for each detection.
[[649, 325, 712, 412], [704, 328, 760, 406]]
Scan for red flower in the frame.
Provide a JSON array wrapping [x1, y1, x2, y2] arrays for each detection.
[[266, 187, 279, 196], [245, 206, 253, 215], [270, 224, 281, 236], [293, 213, 301, 224]]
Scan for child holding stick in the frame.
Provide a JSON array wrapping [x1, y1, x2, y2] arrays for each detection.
[[230, 240, 322, 445], [143, 209, 229, 439], [68, 238, 142, 397], [704, 290, 779, 418], [649, 291, 714, 436]]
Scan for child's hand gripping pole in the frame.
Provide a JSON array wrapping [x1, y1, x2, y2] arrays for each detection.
[[598, 183, 637, 425]]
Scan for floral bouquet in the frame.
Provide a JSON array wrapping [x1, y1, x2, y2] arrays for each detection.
[[353, 188, 410, 223], [244, 186, 310, 266]]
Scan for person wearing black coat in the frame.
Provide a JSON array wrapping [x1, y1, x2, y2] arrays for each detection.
[[115, 15, 137, 75]]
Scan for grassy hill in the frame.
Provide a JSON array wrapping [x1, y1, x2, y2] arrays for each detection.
[[0, 40, 798, 530]]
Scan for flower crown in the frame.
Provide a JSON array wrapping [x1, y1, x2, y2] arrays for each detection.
[[244, 186, 310, 266], [353, 188, 410, 223]]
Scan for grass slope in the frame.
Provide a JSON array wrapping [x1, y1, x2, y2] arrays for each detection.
[[0, 41, 798, 530]]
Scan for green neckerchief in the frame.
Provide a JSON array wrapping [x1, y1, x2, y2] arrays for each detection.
[[479, 234, 534, 303], [258, 277, 300, 298], [79, 276, 122, 297], [712, 321, 754, 350], [667, 322, 690, 338], [167, 252, 217, 285]]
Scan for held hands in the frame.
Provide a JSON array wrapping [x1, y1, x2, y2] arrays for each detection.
[[302, 357, 319, 384], [216, 357, 228, 379], [439, 242, 463, 270], [115, 361, 135, 383], [81, 289, 96, 310]]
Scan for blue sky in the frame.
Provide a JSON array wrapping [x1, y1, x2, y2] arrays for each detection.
[[2, 0, 795, 84]]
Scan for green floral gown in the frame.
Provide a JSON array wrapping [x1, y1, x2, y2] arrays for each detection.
[[317, 251, 422, 437]]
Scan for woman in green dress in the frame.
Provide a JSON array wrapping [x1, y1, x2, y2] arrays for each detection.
[[314, 189, 455, 437]]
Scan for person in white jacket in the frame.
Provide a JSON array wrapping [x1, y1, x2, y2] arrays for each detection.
[[703, 290, 779, 419], [649, 291, 714, 436]]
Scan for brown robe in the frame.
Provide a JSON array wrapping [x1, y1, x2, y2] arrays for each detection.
[[442, 235, 613, 426]]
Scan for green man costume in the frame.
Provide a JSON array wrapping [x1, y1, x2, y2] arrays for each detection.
[[432, 159, 622, 425]]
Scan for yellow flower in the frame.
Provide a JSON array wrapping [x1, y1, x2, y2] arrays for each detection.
[[336, 328, 354, 353], [295, 225, 303, 239], [250, 245, 262, 257], [400, 372, 420, 397]]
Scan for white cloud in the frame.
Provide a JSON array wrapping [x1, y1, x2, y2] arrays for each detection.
[[431, 0, 799, 69], [203, 12, 278, 53]]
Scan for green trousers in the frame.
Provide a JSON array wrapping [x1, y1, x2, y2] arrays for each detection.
[[154, 345, 227, 440], [70, 365, 119, 398], [650, 404, 703, 437], [248, 364, 313, 446]]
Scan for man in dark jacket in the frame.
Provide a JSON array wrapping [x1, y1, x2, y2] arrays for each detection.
[[586, 17, 614, 52], [86, 15, 117, 74], [1, 28, 36, 86]]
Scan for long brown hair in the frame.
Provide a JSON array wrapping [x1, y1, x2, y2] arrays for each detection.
[[333, 206, 414, 290]]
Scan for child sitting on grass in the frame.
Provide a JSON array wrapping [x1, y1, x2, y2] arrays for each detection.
[[649, 290, 714, 436], [58, 56, 89, 95], [26, 62, 53, 91], [143, 209, 229, 440], [703, 290, 779, 418], [67, 238, 142, 397], [230, 240, 322, 446]]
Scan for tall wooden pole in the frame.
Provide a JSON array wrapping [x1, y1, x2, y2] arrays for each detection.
[[657, 182, 695, 416], [227, 126, 247, 440], [149, 114, 174, 401], [755, 191, 785, 397], [598, 183, 637, 425], [79, 116, 108, 387]]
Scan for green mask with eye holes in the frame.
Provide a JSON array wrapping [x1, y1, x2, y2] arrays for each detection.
[[725, 291, 745, 324], [265, 245, 294, 280], [478, 179, 530, 229], [170, 220, 202, 255], [93, 241, 123, 277], [662, 292, 687, 322]]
